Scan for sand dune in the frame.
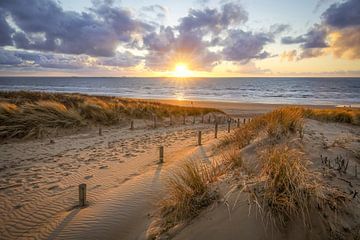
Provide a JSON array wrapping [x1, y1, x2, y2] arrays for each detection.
[[0, 116, 230, 239]]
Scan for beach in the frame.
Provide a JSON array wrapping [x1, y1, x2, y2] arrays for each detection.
[[0, 94, 359, 239]]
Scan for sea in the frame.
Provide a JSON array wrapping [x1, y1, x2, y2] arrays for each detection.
[[0, 77, 359, 106]]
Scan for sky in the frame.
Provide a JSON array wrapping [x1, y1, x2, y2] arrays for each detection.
[[0, 0, 359, 77]]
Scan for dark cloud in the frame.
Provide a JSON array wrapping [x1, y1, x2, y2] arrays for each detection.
[[98, 52, 142, 67], [0, 49, 22, 65], [281, 36, 306, 44], [282, 0, 360, 60], [322, 0, 360, 28], [281, 25, 328, 48], [0, 9, 14, 46], [0, 48, 142, 70], [142, 2, 278, 70], [0, 0, 153, 57], [178, 2, 248, 34], [222, 30, 274, 63]]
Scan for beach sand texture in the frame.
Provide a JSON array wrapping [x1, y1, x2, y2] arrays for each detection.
[[0, 100, 359, 239]]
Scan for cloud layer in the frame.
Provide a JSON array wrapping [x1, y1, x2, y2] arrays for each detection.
[[0, 0, 358, 74], [282, 0, 360, 60]]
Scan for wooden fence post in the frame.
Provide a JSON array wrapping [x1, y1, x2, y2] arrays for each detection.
[[355, 164, 357, 178], [198, 131, 202, 146], [215, 122, 218, 138], [98, 127, 102, 136], [227, 119, 231, 133], [159, 146, 164, 163], [193, 116, 196, 124], [201, 114, 204, 123], [153, 116, 157, 128], [237, 118, 240, 127], [169, 115, 173, 126], [243, 118, 246, 124], [130, 120, 134, 130], [79, 183, 87, 207]]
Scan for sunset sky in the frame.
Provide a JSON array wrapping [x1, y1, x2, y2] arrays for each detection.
[[0, 0, 359, 77]]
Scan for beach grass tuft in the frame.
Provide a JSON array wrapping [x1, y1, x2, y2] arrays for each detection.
[[158, 160, 221, 232]]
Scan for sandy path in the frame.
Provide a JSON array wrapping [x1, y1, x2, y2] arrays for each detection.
[[0, 119, 231, 239]]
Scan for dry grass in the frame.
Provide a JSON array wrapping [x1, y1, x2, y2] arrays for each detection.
[[0, 100, 85, 139], [253, 146, 319, 227], [224, 107, 304, 148], [244, 145, 347, 230], [158, 160, 221, 232], [0, 91, 221, 139], [304, 108, 360, 125]]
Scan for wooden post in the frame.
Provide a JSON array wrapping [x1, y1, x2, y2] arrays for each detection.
[[355, 165, 358, 178], [201, 114, 204, 123], [215, 122, 218, 138], [169, 115, 173, 126], [130, 120, 134, 130], [79, 183, 86, 207], [198, 131, 202, 146], [208, 115, 211, 123], [243, 118, 246, 124], [193, 116, 195, 124], [227, 119, 231, 133], [153, 116, 157, 128], [159, 146, 164, 163], [98, 126, 102, 136], [237, 118, 240, 127]]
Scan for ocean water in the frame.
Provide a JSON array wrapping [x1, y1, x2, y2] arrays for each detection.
[[0, 77, 359, 105]]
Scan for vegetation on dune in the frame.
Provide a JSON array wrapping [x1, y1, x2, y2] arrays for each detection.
[[157, 161, 222, 234], [0, 91, 221, 139], [223, 107, 304, 148], [252, 146, 321, 228], [156, 107, 352, 236], [304, 108, 360, 125]]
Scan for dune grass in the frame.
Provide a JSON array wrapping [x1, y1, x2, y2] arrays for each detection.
[[253, 146, 320, 228], [304, 108, 360, 125], [223, 107, 304, 148], [0, 91, 221, 139], [158, 161, 221, 233]]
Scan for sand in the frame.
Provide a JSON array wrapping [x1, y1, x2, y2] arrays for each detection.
[[0, 100, 358, 240]]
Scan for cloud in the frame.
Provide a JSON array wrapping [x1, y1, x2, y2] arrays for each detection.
[[97, 52, 142, 67], [281, 24, 328, 48], [0, 48, 142, 70], [0, 0, 283, 73], [280, 50, 297, 61], [0, 0, 153, 57], [282, 0, 360, 60], [222, 30, 274, 63], [143, 26, 220, 71], [141, 4, 168, 21], [142, 2, 280, 71], [178, 2, 248, 34], [322, 0, 360, 28], [0, 9, 14, 46]]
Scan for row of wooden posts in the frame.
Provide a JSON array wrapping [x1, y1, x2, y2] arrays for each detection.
[[80, 116, 252, 207], [127, 116, 250, 131]]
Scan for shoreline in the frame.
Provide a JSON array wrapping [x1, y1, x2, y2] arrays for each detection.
[[1, 90, 359, 110]]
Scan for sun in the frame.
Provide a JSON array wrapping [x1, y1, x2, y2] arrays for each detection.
[[172, 64, 192, 77]]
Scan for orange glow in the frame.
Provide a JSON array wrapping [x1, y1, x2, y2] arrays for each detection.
[[172, 64, 192, 77]]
